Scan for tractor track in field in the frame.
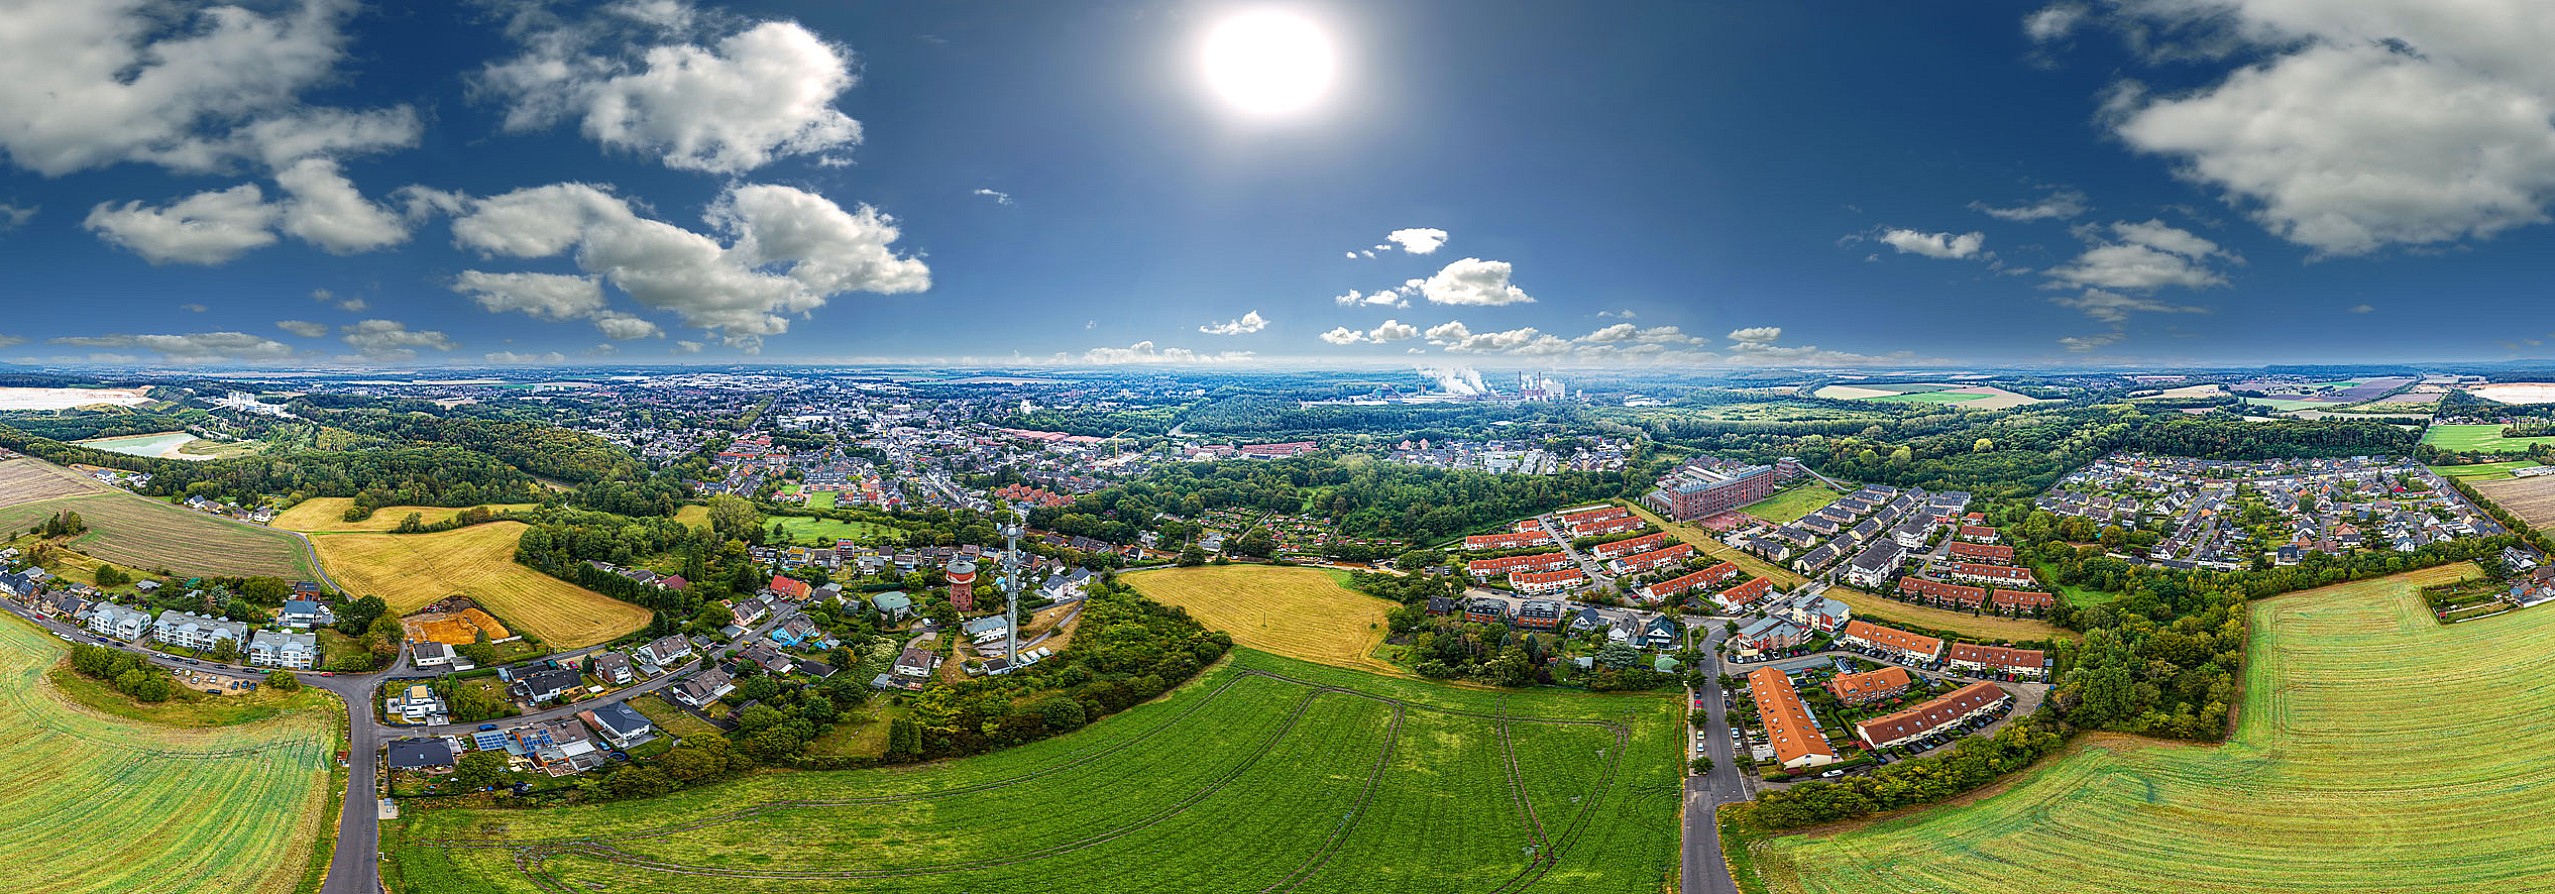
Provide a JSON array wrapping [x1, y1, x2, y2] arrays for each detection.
[[440, 667, 1633, 892]]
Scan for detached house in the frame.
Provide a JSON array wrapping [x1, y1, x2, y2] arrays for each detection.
[[246, 629, 318, 669], [672, 668, 736, 707]]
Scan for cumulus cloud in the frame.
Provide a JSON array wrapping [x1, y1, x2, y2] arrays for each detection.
[[1597, 309, 1637, 319], [2100, 2, 2555, 255], [1877, 228, 1987, 259], [593, 312, 664, 340], [2024, 3, 2089, 42], [973, 188, 1013, 205], [2044, 219, 2237, 292], [449, 181, 928, 351], [1334, 287, 1410, 308], [2058, 331, 2126, 352], [49, 331, 294, 363], [484, 351, 566, 364], [339, 319, 455, 362], [1318, 319, 1421, 345], [1728, 327, 1784, 345], [273, 158, 408, 254], [452, 271, 608, 320], [1418, 258, 1535, 306], [84, 185, 282, 265], [1383, 227, 1449, 254], [276, 320, 330, 338], [1198, 310, 1268, 336], [480, 6, 862, 174], [1971, 186, 2089, 222], [1068, 341, 1253, 365], [0, 0, 417, 177], [1720, 327, 1906, 366], [672, 340, 705, 354]]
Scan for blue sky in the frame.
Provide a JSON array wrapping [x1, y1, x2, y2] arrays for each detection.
[[5, 0, 2555, 368]]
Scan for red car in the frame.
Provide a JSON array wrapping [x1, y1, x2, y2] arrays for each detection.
[[320, 672, 334, 677]]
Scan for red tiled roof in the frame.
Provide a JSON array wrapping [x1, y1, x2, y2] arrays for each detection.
[[1748, 667, 1837, 767], [1947, 541, 2015, 563], [1827, 666, 1913, 704], [1948, 642, 2045, 670], [1856, 681, 2008, 747], [1841, 620, 1944, 659]]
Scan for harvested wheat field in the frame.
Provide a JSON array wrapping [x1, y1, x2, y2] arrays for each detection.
[[0, 457, 111, 507], [1123, 564, 1399, 674], [312, 522, 647, 648], [1751, 564, 2555, 894], [2472, 475, 2555, 530], [269, 496, 537, 533]]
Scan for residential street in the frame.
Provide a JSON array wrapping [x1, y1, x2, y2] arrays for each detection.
[[1682, 625, 1744, 894]]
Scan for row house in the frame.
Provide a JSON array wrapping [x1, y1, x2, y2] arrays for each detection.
[[1747, 668, 1838, 770], [1638, 562, 1740, 604], [1466, 553, 1572, 577], [1899, 576, 1988, 610], [1588, 532, 1671, 560], [1827, 666, 1913, 706], [1989, 589, 2056, 617], [1839, 620, 1945, 664], [1713, 577, 1773, 613], [1946, 541, 2015, 565], [1509, 568, 1587, 595], [1854, 681, 2011, 750], [1465, 530, 1553, 551], [1609, 543, 1695, 575], [1947, 643, 2049, 679], [1947, 563, 2036, 588]]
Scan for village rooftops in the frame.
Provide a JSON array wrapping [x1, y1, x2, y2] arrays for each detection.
[[1841, 619, 1945, 661]]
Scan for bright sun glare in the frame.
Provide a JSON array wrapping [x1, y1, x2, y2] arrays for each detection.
[[1200, 9, 1336, 116]]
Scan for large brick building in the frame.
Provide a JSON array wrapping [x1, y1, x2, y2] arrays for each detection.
[[1640, 456, 1778, 522]]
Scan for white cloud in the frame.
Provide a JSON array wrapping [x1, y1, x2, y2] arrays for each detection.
[[0, 203, 34, 232], [84, 185, 282, 265], [452, 271, 608, 320], [1068, 341, 1253, 365], [481, 9, 862, 174], [2103, 2, 2555, 255], [339, 319, 454, 362], [1333, 287, 1410, 308], [2025, 4, 2089, 42], [276, 320, 329, 338], [1877, 228, 1987, 259], [1728, 326, 1784, 345], [1198, 310, 1269, 336], [1970, 187, 2089, 221], [484, 351, 566, 364], [1720, 327, 1905, 366], [2044, 219, 2237, 292], [273, 158, 408, 254], [1418, 258, 1535, 306], [2349, 303, 2376, 314], [180, 304, 209, 313], [973, 188, 1013, 205], [0, 0, 417, 177], [337, 297, 368, 312], [672, 340, 705, 354], [50, 331, 294, 363], [1384, 227, 1449, 254], [450, 181, 928, 351], [2058, 331, 2126, 352], [1597, 309, 1637, 319], [594, 312, 664, 340], [2051, 288, 2211, 324], [1318, 319, 1420, 346]]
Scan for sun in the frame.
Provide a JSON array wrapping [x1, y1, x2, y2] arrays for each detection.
[[1200, 9, 1336, 117]]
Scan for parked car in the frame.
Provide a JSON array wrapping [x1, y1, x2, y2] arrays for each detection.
[[479, 723, 499, 731], [1820, 769, 1846, 778]]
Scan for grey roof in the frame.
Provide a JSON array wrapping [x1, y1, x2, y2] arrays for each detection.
[[584, 701, 652, 737], [386, 738, 455, 769]]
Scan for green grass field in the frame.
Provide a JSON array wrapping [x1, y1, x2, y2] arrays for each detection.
[[0, 614, 336, 893], [2424, 423, 2555, 454], [770, 515, 908, 545], [2430, 461, 2544, 482], [1750, 563, 2555, 894], [387, 649, 1681, 894], [1741, 484, 1843, 524], [0, 491, 314, 579]]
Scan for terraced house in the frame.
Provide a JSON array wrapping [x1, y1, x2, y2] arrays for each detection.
[[1854, 681, 2011, 749], [1746, 666, 1837, 769], [152, 610, 246, 652], [1839, 620, 1944, 664]]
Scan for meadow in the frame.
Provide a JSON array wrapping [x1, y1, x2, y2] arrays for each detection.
[[311, 522, 649, 648], [0, 490, 312, 579], [1123, 564, 1399, 674], [269, 497, 538, 533], [2428, 460, 2543, 482], [1740, 484, 1842, 525], [386, 649, 1682, 894], [2422, 423, 2555, 454], [1749, 563, 2555, 894], [770, 515, 908, 545], [0, 615, 336, 894]]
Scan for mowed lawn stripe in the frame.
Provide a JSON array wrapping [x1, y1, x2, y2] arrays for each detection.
[[311, 522, 648, 649], [1124, 565, 1400, 675], [1754, 563, 2555, 894]]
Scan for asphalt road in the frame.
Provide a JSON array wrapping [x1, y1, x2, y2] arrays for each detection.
[[1683, 626, 1746, 894]]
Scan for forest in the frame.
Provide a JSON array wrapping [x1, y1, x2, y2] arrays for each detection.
[[1030, 452, 1643, 547]]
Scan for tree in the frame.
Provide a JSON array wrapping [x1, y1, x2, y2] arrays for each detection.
[[707, 495, 763, 546], [1690, 755, 1714, 775], [453, 750, 509, 789], [1595, 642, 1643, 670], [210, 638, 241, 663], [336, 595, 388, 635], [92, 565, 130, 588], [1175, 546, 1206, 567], [266, 670, 299, 690]]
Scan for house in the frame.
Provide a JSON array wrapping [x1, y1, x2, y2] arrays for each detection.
[[1838, 620, 1945, 664], [246, 629, 318, 669], [963, 615, 1010, 644], [1946, 541, 2015, 565], [1827, 666, 1913, 705], [1746, 667, 1837, 769], [1713, 577, 1773, 612], [589, 651, 635, 685], [1466, 553, 1573, 577], [1772, 591, 1851, 632], [1957, 525, 2001, 543], [276, 599, 333, 629], [1947, 563, 2035, 588], [771, 616, 827, 648], [739, 640, 796, 675], [412, 641, 456, 668], [1641, 616, 1681, 650], [1989, 589, 2056, 616], [386, 738, 457, 773], [1947, 643, 2049, 679], [1463, 596, 1510, 625], [872, 591, 913, 622], [1844, 542, 1907, 589], [672, 668, 736, 707], [578, 702, 655, 749], [1588, 532, 1672, 560], [1509, 568, 1587, 595], [1639, 562, 1740, 603], [517, 719, 605, 776], [1515, 600, 1565, 630], [1855, 681, 2010, 750], [729, 597, 771, 627], [1891, 518, 1936, 550], [893, 648, 939, 679], [387, 684, 447, 723], [152, 610, 247, 652], [1426, 594, 1465, 616], [1734, 616, 1807, 653], [638, 634, 694, 668], [511, 667, 584, 704], [86, 603, 153, 640], [1898, 576, 1988, 610], [768, 575, 813, 602], [0, 570, 36, 598]]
